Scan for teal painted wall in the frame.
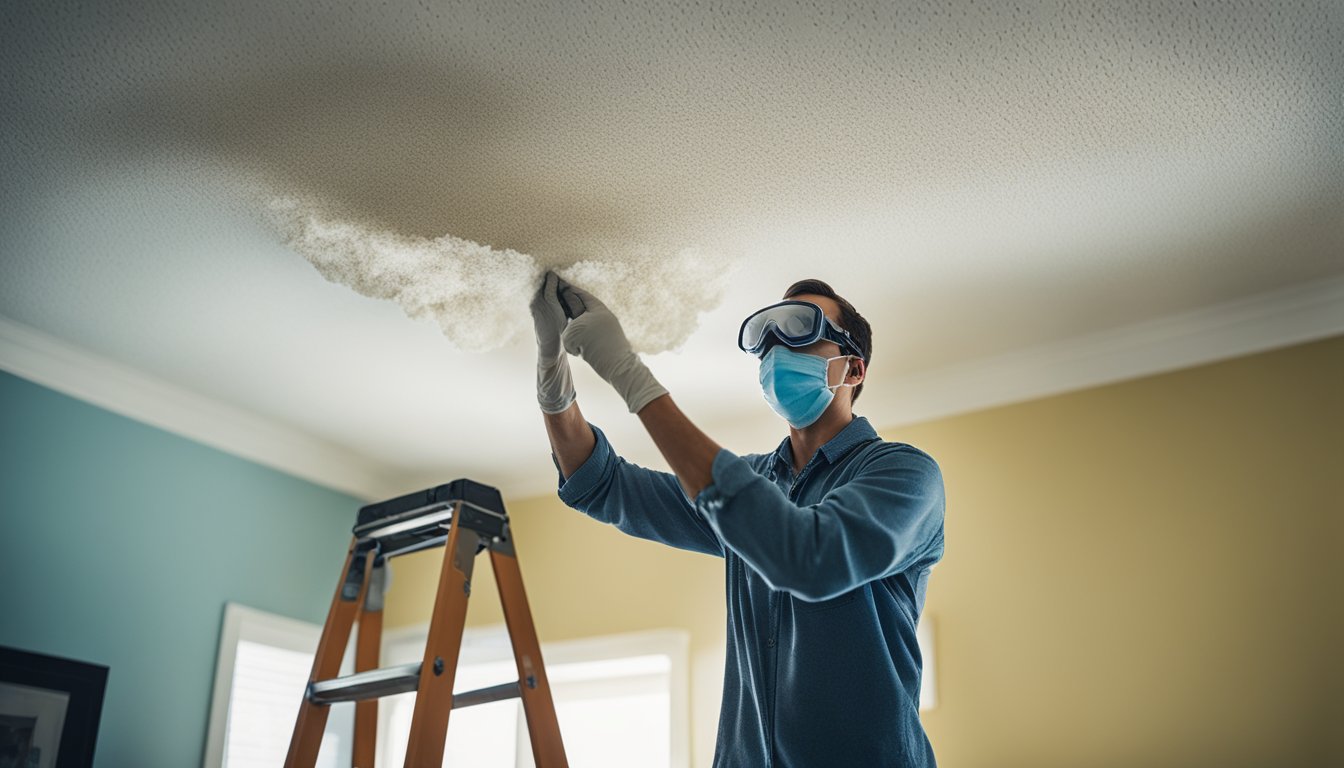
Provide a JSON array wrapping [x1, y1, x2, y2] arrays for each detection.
[[0, 371, 362, 766]]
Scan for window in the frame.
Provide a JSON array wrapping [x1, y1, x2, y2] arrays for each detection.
[[204, 603, 354, 768], [378, 626, 691, 768]]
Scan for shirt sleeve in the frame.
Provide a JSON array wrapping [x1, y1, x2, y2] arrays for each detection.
[[694, 443, 945, 601], [555, 423, 725, 558]]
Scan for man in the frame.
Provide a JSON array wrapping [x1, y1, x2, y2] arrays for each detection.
[[530, 272, 945, 767]]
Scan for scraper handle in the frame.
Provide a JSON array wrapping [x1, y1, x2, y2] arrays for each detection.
[[555, 276, 589, 320]]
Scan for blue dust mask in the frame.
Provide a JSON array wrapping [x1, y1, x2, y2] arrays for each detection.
[[758, 346, 854, 429]]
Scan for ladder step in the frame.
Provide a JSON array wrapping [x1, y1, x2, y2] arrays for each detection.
[[308, 663, 421, 705], [308, 666, 523, 710]]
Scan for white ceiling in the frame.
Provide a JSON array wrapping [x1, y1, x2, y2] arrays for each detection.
[[3, 1, 1343, 501]]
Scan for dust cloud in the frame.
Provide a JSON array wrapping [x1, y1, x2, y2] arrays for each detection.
[[268, 196, 736, 353]]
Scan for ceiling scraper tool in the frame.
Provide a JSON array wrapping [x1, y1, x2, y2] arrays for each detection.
[[554, 273, 590, 321]]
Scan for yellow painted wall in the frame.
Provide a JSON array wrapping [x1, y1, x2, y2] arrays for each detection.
[[384, 334, 1343, 767]]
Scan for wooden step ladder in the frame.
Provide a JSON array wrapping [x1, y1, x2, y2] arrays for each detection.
[[284, 479, 568, 767]]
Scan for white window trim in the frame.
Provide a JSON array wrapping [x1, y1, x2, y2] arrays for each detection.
[[203, 602, 354, 768], [379, 624, 691, 768], [917, 615, 937, 711]]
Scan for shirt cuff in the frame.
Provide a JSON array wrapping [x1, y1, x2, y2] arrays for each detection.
[[555, 423, 614, 507], [694, 448, 759, 513]]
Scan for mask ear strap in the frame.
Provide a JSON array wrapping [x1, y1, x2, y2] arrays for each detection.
[[826, 355, 856, 390]]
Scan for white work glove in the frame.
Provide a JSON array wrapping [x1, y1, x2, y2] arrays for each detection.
[[558, 280, 668, 414], [530, 271, 577, 414]]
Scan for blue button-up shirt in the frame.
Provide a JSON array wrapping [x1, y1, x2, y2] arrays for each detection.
[[556, 415, 945, 767]]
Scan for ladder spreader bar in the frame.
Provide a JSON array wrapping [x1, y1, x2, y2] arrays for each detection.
[[307, 667, 524, 711], [452, 682, 522, 710]]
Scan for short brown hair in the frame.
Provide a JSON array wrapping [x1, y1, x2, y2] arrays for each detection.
[[782, 279, 872, 403]]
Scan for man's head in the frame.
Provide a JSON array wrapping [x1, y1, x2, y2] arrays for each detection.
[[780, 279, 871, 405]]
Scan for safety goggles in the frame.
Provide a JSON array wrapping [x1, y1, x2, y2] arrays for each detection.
[[737, 300, 864, 360]]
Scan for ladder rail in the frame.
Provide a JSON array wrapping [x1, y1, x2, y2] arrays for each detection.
[[492, 545, 568, 767], [283, 539, 374, 767], [353, 563, 384, 768], [402, 504, 477, 766]]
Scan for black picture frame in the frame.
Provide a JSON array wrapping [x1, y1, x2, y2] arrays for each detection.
[[0, 646, 108, 768]]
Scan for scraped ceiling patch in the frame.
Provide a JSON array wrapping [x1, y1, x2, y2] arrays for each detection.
[[268, 197, 735, 353]]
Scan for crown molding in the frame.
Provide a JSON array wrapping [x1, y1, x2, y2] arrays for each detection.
[[862, 273, 1344, 431], [0, 316, 393, 501]]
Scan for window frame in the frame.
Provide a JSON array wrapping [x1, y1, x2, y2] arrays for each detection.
[[203, 602, 354, 768]]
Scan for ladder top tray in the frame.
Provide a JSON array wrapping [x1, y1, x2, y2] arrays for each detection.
[[352, 479, 506, 547]]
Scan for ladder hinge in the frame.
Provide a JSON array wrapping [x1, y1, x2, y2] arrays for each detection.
[[340, 541, 379, 602]]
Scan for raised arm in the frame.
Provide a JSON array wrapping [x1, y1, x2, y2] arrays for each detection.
[[553, 420, 723, 557], [530, 272, 721, 556], [543, 400, 597, 479], [531, 270, 599, 476], [553, 279, 719, 498], [636, 394, 719, 498]]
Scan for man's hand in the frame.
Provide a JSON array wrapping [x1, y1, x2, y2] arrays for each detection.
[[530, 271, 576, 414], [558, 280, 668, 414]]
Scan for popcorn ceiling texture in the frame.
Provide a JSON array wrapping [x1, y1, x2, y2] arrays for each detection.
[[268, 196, 732, 352], [6, 0, 1341, 267], [2, 0, 1343, 487]]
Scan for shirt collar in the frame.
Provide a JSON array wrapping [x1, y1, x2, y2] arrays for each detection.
[[773, 416, 880, 471]]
